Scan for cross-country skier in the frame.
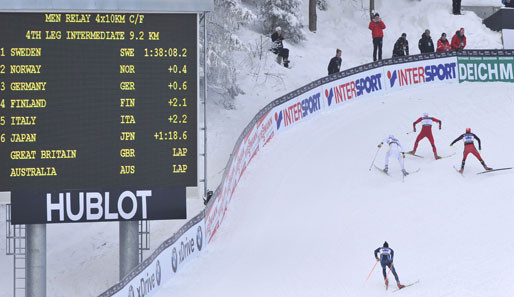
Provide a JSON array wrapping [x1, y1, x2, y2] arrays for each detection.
[[409, 112, 442, 159], [374, 242, 405, 290], [450, 128, 492, 173], [378, 135, 409, 176]]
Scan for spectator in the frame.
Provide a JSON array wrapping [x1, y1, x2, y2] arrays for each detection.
[[392, 33, 409, 57], [453, 0, 462, 14], [368, 13, 386, 61], [437, 33, 452, 52], [271, 26, 290, 68], [503, 0, 514, 7], [327, 48, 342, 75], [418, 29, 435, 53], [451, 28, 467, 50]]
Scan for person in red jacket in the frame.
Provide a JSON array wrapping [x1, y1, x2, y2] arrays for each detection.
[[408, 113, 442, 159], [368, 13, 386, 61], [436, 33, 451, 52], [450, 128, 492, 173], [451, 28, 466, 50]]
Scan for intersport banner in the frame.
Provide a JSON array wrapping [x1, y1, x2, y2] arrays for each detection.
[[383, 56, 458, 91], [458, 56, 514, 82], [322, 68, 384, 110]]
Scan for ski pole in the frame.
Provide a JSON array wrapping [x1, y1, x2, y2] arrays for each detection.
[[369, 146, 381, 171], [365, 260, 379, 281]]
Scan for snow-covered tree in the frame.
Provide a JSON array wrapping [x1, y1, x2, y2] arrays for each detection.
[[317, 0, 328, 11], [260, 0, 305, 43], [205, 0, 256, 109]]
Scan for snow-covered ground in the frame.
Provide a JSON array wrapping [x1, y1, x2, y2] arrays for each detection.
[[155, 82, 514, 297], [209, 0, 503, 187], [0, 0, 506, 296]]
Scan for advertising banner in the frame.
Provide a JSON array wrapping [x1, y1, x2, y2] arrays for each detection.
[[383, 57, 458, 91], [458, 56, 514, 82], [272, 86, 324, 134], [99, 214, 205, 297], [322, 68, 385, 110], [12, 187, 186, 224]]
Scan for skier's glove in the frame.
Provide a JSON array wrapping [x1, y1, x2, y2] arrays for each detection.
[[378, 143, 382, 148]]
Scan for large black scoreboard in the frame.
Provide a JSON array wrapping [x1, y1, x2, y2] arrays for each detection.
[[0, 13, 198, 223]]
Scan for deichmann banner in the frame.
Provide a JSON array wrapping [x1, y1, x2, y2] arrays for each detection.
[[458, 56, 514, 82]]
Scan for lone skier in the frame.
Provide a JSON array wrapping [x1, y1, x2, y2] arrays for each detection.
[[378, 135, 409, 176], [374, 242, 405, 290], [450, 128, 492, 173], [409, 113, 442, 159]]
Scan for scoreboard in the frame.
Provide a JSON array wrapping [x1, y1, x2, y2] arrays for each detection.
[[0, 13, 198, 223]]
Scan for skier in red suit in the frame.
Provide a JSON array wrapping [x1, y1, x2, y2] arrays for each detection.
[[409, 113, 442, 159], [450, 128, 492, 173]]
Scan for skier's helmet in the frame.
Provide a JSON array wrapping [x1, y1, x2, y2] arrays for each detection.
[[423, 112, 428, 117], [466, 128, 471, 133], [383, 241, 389, 248]]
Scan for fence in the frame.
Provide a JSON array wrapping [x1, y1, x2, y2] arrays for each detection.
[[98, 49, 514, 297]]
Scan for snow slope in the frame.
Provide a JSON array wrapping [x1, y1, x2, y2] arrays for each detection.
[[0, 0, 506, 296], [211, 0, 502, 186], [156, 82, 514, 297]]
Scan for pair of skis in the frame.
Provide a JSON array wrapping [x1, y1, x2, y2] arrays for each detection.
[[406, 152, 456, 159], [453, 166, 513, 175], [391, 280, 419, 292], [373, 165, 420, 177]]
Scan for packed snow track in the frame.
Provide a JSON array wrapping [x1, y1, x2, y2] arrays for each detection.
[[153, 83, 513, 297]]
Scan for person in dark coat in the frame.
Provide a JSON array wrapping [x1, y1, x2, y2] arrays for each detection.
[[392, 33, 409, 57], [437, 33, 451, 52], [451, 28, 466, 50], [374, 242, 405, 290], [368, 13, 386, 61], [418, 29, 435, 54], [327, 48, 342, 75], [453, 0, 462, 14], [271, 26, 290, 68]]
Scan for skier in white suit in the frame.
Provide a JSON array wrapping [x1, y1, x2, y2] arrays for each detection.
[[378, 135, 408, 176]]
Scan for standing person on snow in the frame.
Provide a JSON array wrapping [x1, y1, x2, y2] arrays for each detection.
[[418, 29, 435, 53], [437, 33, 451, 52], [368, 13, 386, 61], [409, 113, 442, 159], [271, 26, 290, 68], [378, 135, 409, 176], [450, 128, 492, 173], [451, 28, 466, 50], [392, 33, 409, 57], [327, 48, 342, 75], [374, 242, 405, 290]]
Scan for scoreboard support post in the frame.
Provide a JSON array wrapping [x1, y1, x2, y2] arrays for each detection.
[[26, 224, 46, 297], [119, 220, 140, 280]]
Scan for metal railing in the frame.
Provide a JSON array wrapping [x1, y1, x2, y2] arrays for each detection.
[[6, 204, 26, 297]]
